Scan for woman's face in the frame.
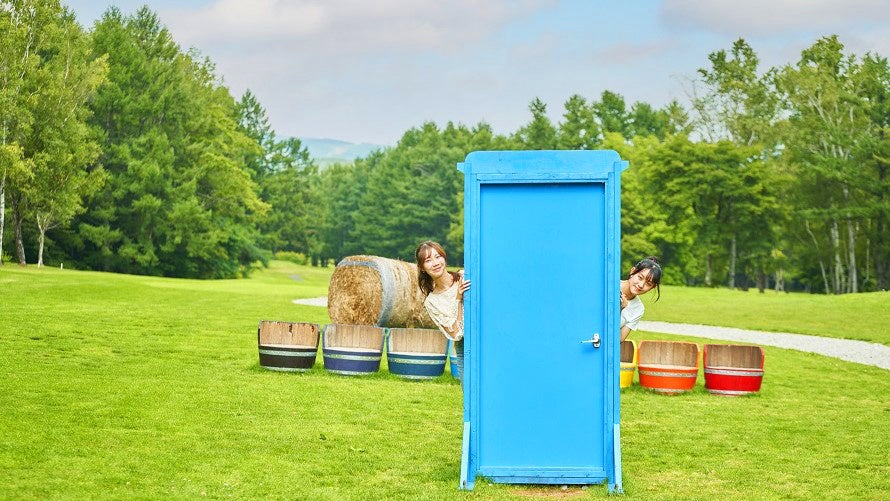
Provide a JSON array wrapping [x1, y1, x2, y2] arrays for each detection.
[[628, 268, 656, 297], [421, 248, 447, 279]]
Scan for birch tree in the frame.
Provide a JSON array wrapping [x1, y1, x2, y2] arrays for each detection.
[[776, 36, 875, 293]]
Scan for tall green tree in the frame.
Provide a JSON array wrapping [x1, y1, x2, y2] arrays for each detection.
[[557, 94, 599, 149], [594, 90, 631, 138], [235, 90, 317, 257], [515, 97, 557, 149], [0, 0, 107, 266], [696, 38, 785, 289], [775, 36, 879, 293], [73, 7, 266, 278]]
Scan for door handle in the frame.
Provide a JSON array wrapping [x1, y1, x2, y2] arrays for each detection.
[[580, 333, 601, 348]]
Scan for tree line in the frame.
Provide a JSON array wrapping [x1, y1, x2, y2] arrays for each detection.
[[1, 2, 887, 293]]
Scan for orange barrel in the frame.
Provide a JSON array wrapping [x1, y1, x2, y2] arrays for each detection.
[[638, 340, 699, 394], [386, 328, 447, 379], [703, 344, 765, 396], [619, 340, 637, 388], [322, 324, 385, 375], [257, 321, 320, 371]]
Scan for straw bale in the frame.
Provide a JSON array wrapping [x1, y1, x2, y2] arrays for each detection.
[[327, 255, 436, 328]]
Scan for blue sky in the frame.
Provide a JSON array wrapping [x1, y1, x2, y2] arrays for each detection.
[[64, 0, 889, 146]]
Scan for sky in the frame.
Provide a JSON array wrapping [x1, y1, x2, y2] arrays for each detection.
[[64, 0, 890, 146]]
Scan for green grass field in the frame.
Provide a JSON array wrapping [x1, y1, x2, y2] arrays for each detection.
[[1, 262, 888, 499], [644, 285, 890, 346]]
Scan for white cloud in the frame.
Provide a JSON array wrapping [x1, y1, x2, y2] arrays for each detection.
[[660, 0, 890, 36], [590, 39, 680, 65], [164, 0, 551, 54]]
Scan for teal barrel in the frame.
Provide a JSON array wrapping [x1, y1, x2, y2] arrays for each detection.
[[322, 324, 385, 375], [387, 328, 447, 380], [257, 321, 320, 372]]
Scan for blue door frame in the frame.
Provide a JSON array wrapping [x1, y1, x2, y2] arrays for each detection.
[[458, 151, 626, 493]]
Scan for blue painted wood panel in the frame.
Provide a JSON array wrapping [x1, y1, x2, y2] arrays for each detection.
[[478, 183, 605, 470]]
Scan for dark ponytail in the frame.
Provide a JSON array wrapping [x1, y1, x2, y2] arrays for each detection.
[[630, 256, 662, 301]]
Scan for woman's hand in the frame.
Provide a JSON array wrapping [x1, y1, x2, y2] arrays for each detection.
[[620, 291, 628, 309], [456, 270, 471, 301]]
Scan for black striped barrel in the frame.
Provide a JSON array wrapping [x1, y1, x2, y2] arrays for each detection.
[[257, 321, 320, 372]]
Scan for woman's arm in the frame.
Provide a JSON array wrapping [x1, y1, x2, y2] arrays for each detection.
[[620, 325, 632, 342], [444, 273, 471, 340]]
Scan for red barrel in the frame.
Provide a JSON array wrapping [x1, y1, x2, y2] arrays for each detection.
[[703, 344, 765, 396]]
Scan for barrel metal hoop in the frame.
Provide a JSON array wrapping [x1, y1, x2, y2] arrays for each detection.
[[639, 370, 698, 378], [389, 357, 446, 365], [704, 368, 764, 377], [324, 353, 382, 362], [258, 348, 317, 357]]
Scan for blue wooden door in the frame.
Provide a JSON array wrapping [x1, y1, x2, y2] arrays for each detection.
[[459, 150, 624, 491], [477, 182, 606, 481]]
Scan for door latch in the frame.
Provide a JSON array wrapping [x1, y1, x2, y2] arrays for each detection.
[[581, 333, 601, 348]]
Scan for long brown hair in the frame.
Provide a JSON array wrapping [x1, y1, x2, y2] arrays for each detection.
[[415, 240, 452, 295]]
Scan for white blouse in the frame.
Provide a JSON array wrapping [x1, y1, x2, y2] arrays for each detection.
[[423, 281, 463, 341]]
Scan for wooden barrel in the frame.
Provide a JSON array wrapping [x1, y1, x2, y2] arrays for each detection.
[[638, 340, 699, 394], [322, 324, 385, 375], [386, 328, 447, 379], [703, 344, 765, 396], [327, 255, 435, 328], [620, 340, 637, 388], [257, 321, 319, 372]]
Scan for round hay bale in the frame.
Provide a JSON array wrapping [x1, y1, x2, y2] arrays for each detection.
[[328, 255, 436, 328]]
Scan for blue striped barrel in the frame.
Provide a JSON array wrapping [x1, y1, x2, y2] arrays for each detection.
[[257, 321, 320, 372], [387, 328, 447, 380], [322, 324, 385, 375], [448, 340, 460, 378]]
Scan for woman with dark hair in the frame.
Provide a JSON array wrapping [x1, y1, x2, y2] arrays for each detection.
[[415, 240, 471, 380], [619, 257, 662, 342]]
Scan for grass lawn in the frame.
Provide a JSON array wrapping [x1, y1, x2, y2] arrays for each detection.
[[1, 261, 887, 499], [644, 285, 890, 346]]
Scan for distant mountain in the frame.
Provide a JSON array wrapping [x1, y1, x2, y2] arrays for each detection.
[[299, 137, 385, 166]]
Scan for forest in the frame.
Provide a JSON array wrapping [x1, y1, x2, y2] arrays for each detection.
[[2, 1, 888, 294]]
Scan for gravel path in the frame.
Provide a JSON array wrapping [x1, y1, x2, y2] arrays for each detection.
[[292, 296, 328, 307], [289, 297, 889, 370], [639, 320, 890, 371]]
